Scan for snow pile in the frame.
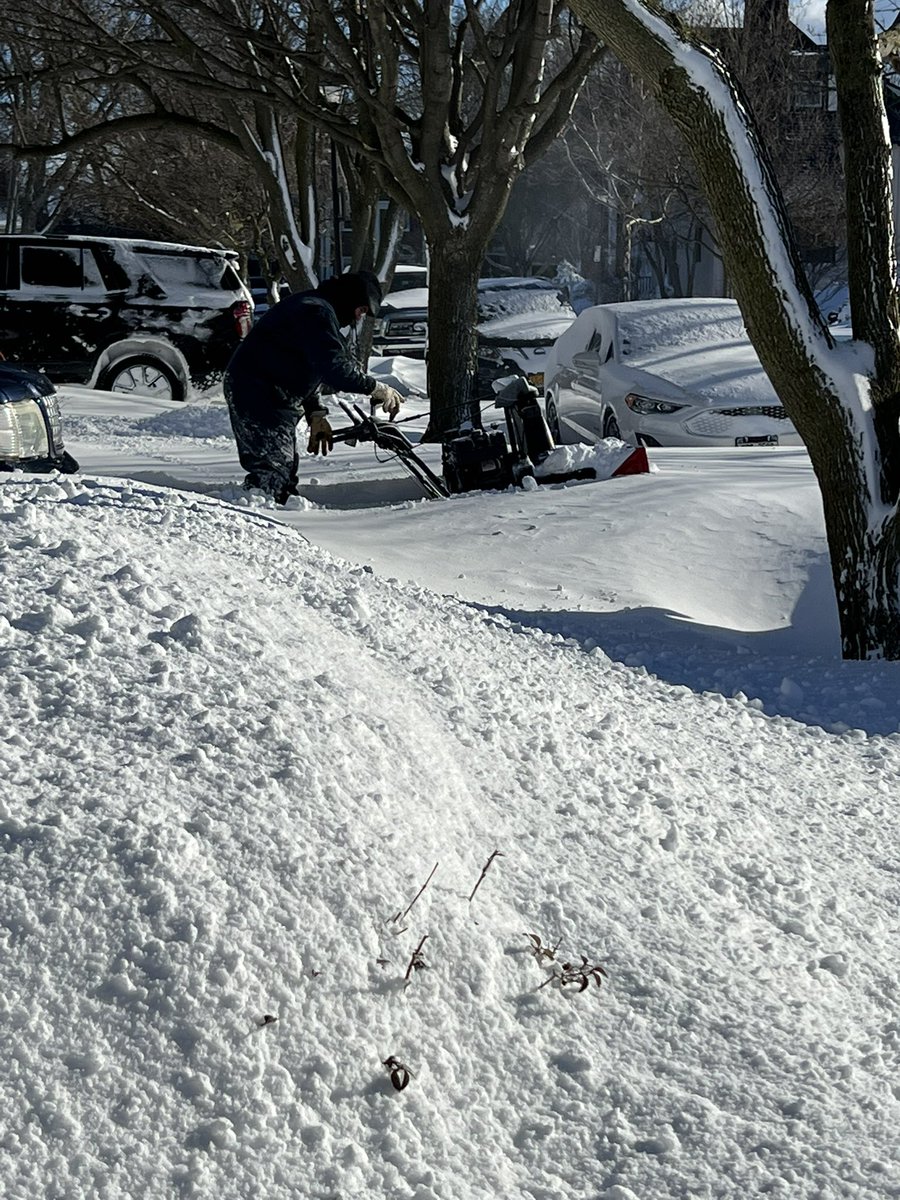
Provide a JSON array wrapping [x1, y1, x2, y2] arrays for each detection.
[[3, 475, 900, 1199], [60, 401, 233, 447], [137, 405, 234, 439], [535, 439, 641, 481]]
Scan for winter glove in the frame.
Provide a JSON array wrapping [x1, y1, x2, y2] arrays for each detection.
[[370, 380, 404, 418], [307, 409, 333, 456]]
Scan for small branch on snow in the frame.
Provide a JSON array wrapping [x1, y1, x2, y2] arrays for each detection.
[[468, 849, 504, 903], [403, 934, 429, 986]]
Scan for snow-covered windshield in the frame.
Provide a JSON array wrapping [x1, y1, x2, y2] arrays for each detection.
[[617, 300, 746, 364]]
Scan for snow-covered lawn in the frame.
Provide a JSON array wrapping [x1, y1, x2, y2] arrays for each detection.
[[2, 368, 899, 1198]]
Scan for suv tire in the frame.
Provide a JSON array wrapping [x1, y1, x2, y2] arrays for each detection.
[[98, 354, 185, 402]]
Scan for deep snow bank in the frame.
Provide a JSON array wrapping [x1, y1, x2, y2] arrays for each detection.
[[2, 477, 899, 1199]]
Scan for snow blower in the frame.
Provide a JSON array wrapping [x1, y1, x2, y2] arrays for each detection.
[[441, 375, 650, 493], [331, 378, 649, 501]]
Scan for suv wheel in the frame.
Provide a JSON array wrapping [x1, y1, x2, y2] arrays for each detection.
[[98, 355, 185, 402]]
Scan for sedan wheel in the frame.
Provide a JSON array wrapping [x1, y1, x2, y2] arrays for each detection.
[[603, 410, 622, 440], [545, 396, 562, 442], [98, 355, 185, 403]]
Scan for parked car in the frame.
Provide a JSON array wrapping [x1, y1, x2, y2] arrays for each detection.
[[372, 272, 575, 369], [387, 264, 429, 293], [543, 298, 803, 448], [476, 280, 576, 390], [0, 234, 253, 402], [0, 361, 78, 473]]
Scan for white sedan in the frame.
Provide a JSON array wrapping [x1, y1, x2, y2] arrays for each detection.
[[543, 298, 803, 448]]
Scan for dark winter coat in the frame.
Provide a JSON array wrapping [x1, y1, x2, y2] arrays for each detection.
[[226, 272, 382, 417]]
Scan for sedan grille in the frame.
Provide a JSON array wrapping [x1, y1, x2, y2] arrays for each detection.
[[684, 406, 789, 437], [719, 405, 788, 419]]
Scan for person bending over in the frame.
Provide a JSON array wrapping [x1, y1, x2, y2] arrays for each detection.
[[225, 269, 404, 504]]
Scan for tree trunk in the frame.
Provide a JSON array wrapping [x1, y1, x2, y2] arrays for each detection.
[[422, 231, 484, 439], [242, 107, 317, 293], [817, 475, 900, 658]]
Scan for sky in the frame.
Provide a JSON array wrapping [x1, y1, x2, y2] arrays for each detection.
[[793, 0, 899, 40], [3, 371, 900, 1198]]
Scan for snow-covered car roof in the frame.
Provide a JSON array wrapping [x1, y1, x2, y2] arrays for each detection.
[[477, 276, 559, 291], [546, 298, 760, 392], [477, 308, 576, 346], [381, 275, 565, 315], [3, 232, 240, 260]]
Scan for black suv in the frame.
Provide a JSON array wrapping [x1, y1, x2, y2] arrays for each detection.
[[0, 235, 253, 401]]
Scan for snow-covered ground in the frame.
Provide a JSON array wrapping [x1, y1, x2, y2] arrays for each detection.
[[3, 363, 900, 1198]]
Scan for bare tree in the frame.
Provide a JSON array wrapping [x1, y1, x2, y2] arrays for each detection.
[[569, 0, 900, 659], [503, 0, 839, 302], [291, 1, 600, 434], [4, 1, 598, 431], [0, 35, 107, 232]]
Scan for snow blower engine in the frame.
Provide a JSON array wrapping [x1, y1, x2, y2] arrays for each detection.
[[441, 375, 553, 494]]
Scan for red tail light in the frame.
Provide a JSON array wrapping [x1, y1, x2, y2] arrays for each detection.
[[232, 300, 253, 339]]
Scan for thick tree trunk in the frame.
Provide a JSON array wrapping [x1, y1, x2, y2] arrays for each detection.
[[422, 231, 485, 439], [819, 483, 900, 658], [571, 0, 900, 658]]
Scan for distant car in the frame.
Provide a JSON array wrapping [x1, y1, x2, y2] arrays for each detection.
[[0, 234, 253, 402], [387, 265, 429, 293], [372, 273, 575, 370], [543, 298, 803, 448], [0, 362, 77, 473], [372, 286, 430, 357], [476, 279, 575, 390]]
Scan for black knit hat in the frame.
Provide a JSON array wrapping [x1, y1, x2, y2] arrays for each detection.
[[316, 270, 383, 326]]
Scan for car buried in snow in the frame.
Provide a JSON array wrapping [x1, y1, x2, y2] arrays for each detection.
[[542, 298, 803, 449], [475, 285, 576, 393]]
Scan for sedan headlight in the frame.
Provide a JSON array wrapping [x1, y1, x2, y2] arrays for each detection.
[[624, 392, 686, 415]]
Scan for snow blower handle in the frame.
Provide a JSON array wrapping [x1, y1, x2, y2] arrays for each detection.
[[330, 400, 375, 447], [330, 399, 449, 500]]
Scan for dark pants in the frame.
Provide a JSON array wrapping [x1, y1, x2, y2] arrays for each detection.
[[225, 375, 303, 504]]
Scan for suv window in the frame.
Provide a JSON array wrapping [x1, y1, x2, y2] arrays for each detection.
[[20, 245, 104, 291], [136, 251, 236, 291]]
